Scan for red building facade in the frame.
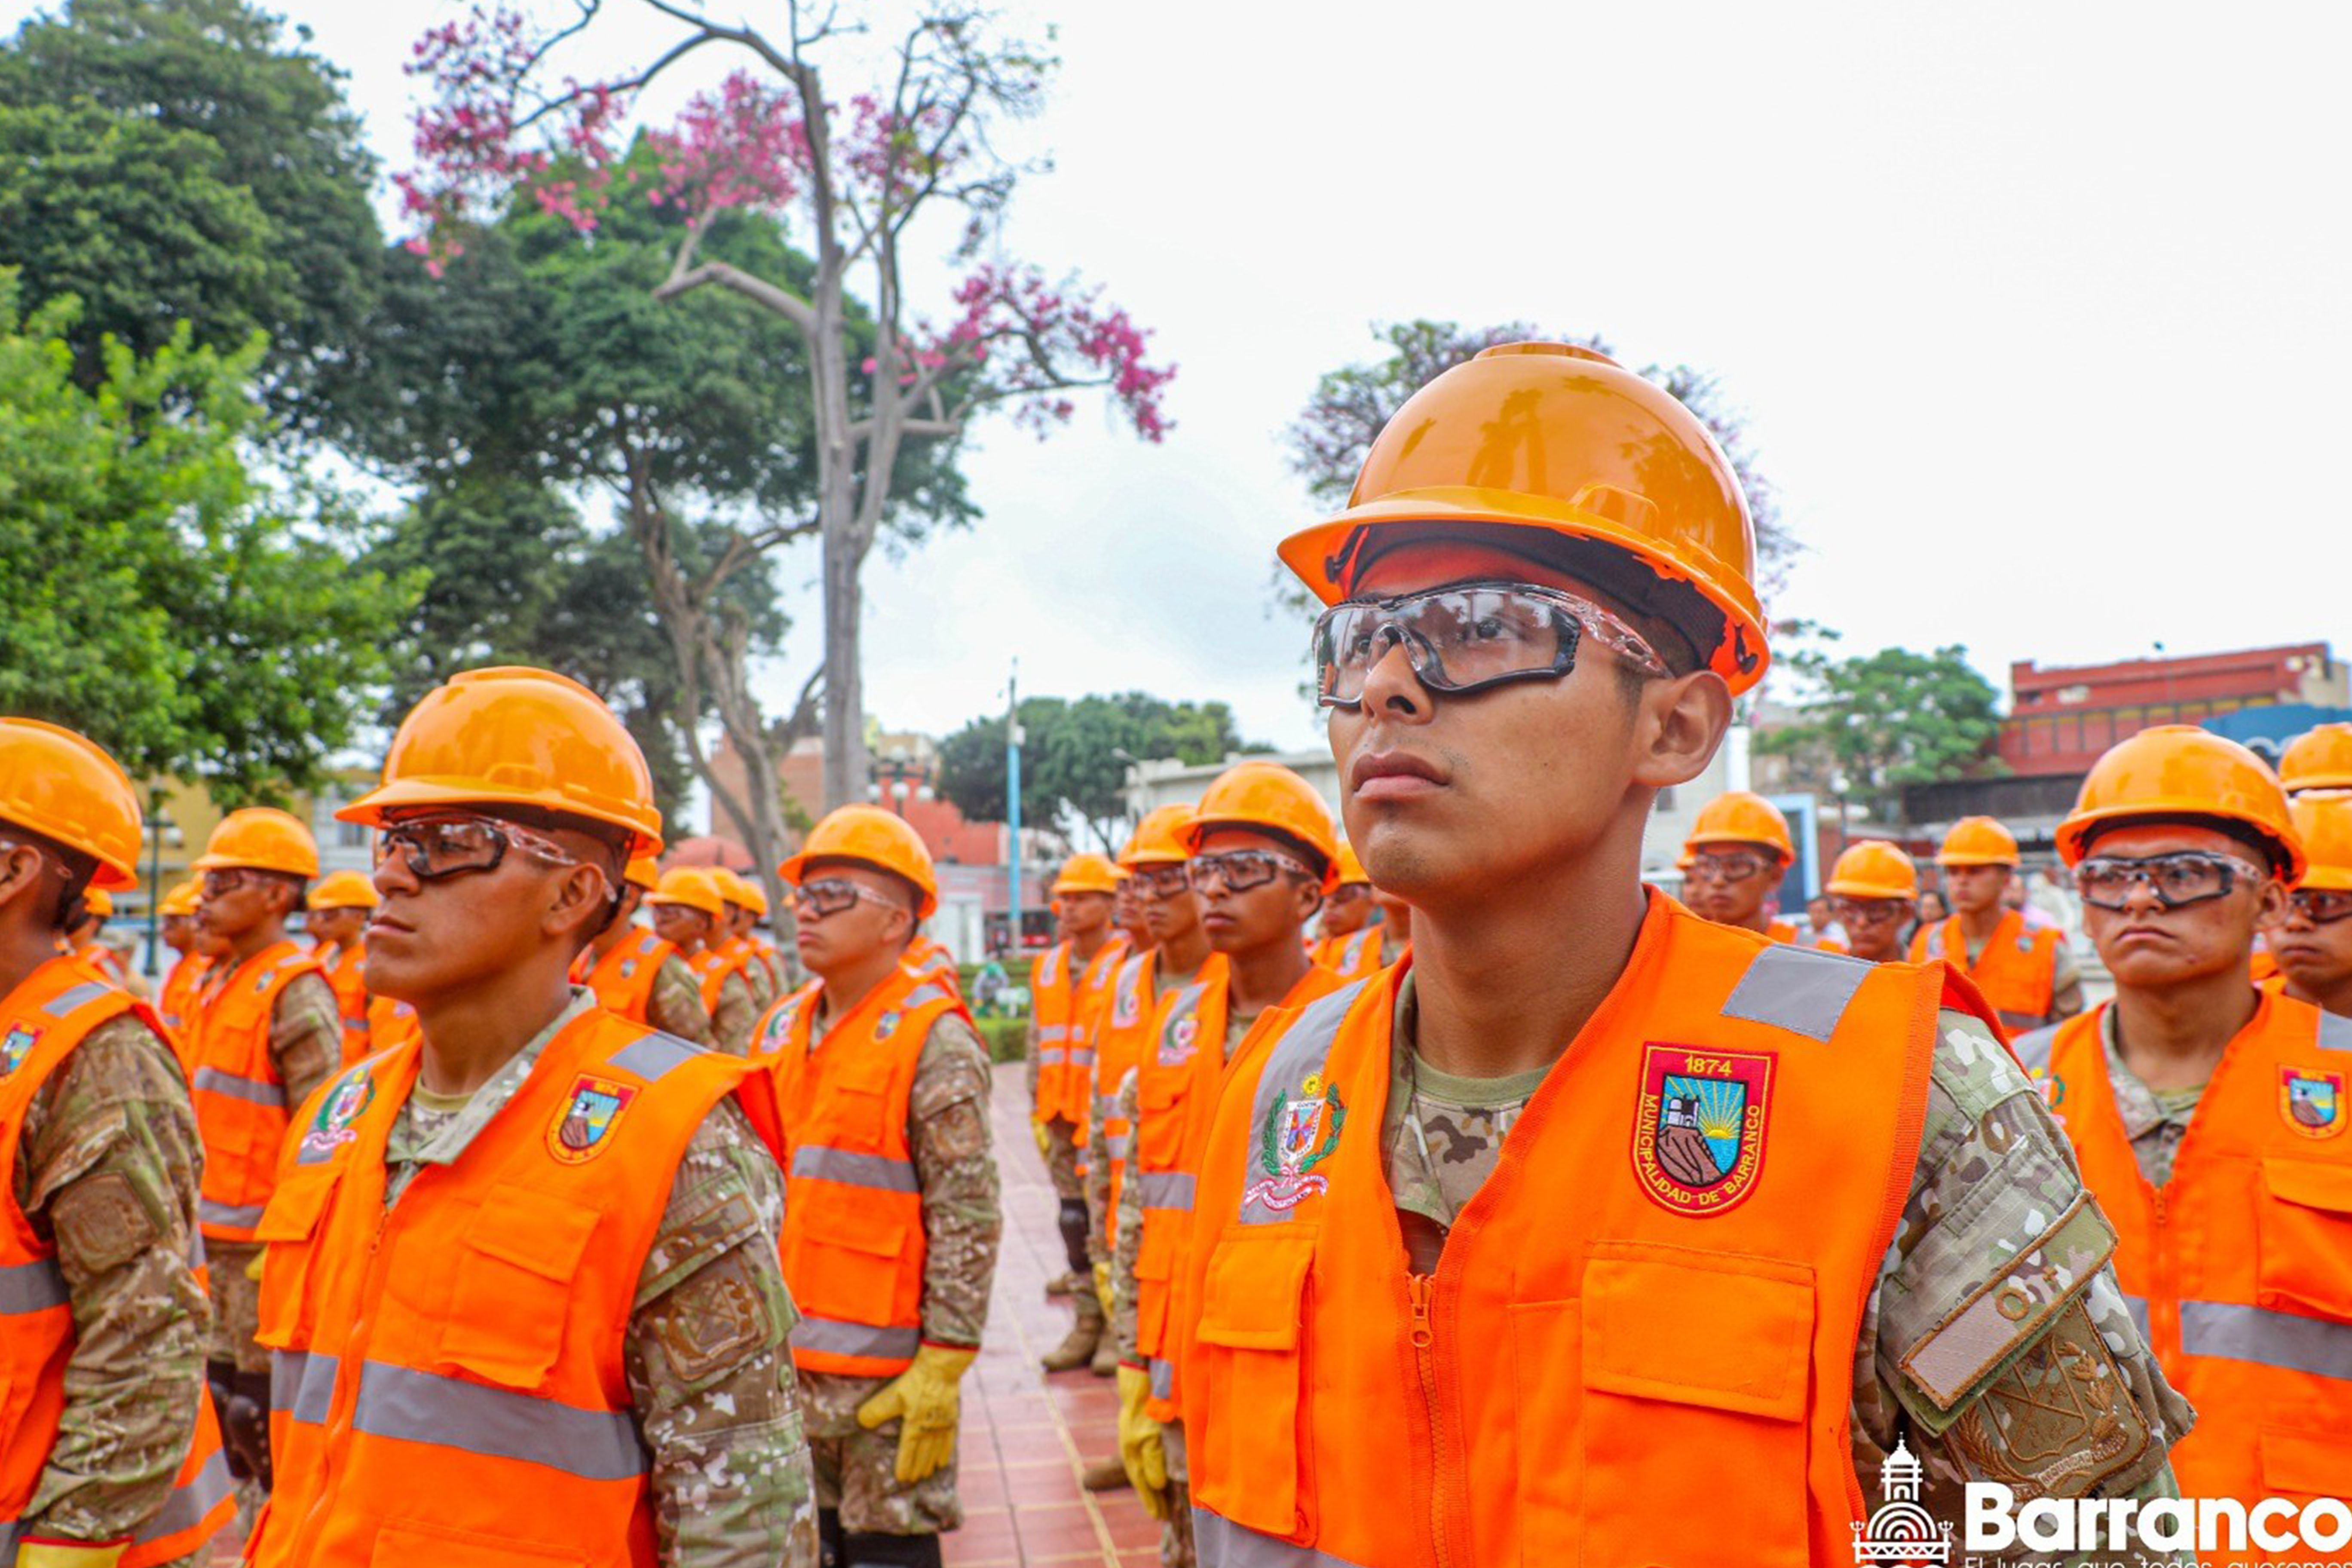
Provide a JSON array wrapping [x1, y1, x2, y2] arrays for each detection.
[[2001, 643, 2343, 776]]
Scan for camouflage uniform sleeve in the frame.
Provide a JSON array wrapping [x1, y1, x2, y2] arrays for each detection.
[[15, 1013, 211, 1544], [648, 956, 716, 1047], [625, 1095, 817, 1568], [1111, 1067, 1142, 1359], [707, 971, 756, 1057], [1024, 1009, 1042, 1110], [1855, 1009, 2196, 1568], [739, 953, 776, 1014], [908, 1014, 1000, 1348], [271, 969, 344, 1110], [1084, 1056, 1116, 1269]]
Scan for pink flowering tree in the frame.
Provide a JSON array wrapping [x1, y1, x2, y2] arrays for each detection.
[[401, 1, 1174, 810]]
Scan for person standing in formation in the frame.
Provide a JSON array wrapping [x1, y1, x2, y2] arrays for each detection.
[[754, 806, 1000, 1568], [153, 880, 214, 1063], [647, 867, 758, 1054], [571, 856, 715, 1045], [2269, 792, 2352, 1019], [1029, 853, 1126, 1374], [1678, 790, 1800, 941], [302, 871, 377, 1066], [1909, 816, 2083, 1032], [1819, 841, 1919, 962], [1308, 842, 1387, 981], [0, 719, 233, 1568], [713, 869, 779, 1013]]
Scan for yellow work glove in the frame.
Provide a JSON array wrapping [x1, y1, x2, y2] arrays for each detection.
[[1093, 1259, 1115, 1318], [855, 1342, 977, 1485], [1032, 1120, 1051, 1159], [1116, 1360, 1170, 1519], [16, 1541, 129, 1568]]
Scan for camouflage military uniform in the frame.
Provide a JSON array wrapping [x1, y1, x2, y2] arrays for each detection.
[[1085, 959, 1192, 1271], [2082, 1007, 2202, 1188], [1380, 975, 2196, 1568], [1027, 1011, 1084, 1204], [708, 968, 758, 1057], [12, 1012, 214, 1565], [384, 990, 817, 1568], [647, 952, 716, 1047], [799, 1011, 999, 1537], [209, 968, 340, 1377]]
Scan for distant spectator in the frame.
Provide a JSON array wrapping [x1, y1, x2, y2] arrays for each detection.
[[1916, 889, 1950, 925]]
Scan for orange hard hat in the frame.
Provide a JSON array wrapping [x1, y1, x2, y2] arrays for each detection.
[[2056, 725, 2303, 881], [159, 879, 202, 918], [1935, 816, 2019, 867], [1277, 342, 1767, 694], [1826, 841, 1919, 901], [1332, 841, 1371, 888], [1053, 854, 1121, 897], [0, 719, 143, 890], [711, 866, 767, 916], [2290, 794, 2352, 893], [1120, 805, 1196, 867], [83, 887, 113, 919], [309, 870, 380, 910], [624, 855, 662, 892], [2281, 723, 2352, 795], [195, 807, 320, 879], [778, 805, 939, 919], [1684, 792, 1795, 864], [645, 867, 728, 919], [338, 667, 662, 858], [1181, 762, 1341, 889]]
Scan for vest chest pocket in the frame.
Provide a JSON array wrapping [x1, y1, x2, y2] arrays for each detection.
[[438, 1187, 602, 1390], [2256, 1157, 2352, 1323], [1188, 1230, 1315, 1542], [251, 1163, 342, 1350], [785, 1201, 907, 1325], [1577, 1242, 1815, 1568]]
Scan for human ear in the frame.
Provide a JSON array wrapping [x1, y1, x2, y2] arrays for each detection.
[[1630, 671, 1733, 790]]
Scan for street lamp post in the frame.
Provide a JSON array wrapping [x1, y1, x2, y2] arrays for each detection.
[[142, 787, 170, 977], [1005, 661, 1023, 955]]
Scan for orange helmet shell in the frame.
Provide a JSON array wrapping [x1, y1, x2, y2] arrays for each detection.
[[1181, 762, 1341, 891], [624, 855, 662, 892], [778, 805, 939, 919], [2056, 725, 2303, 881], [1120, 805, 1197, 867], [1936, 816, 2021, 868], [711, 867, 768, 916], [0, 719, 143, 890], [195, 807, 320, 880], [309, 870, 381, 910], [2289, 793, 2352, 893], [159, 879, 203, 918], [2282, 723, 2352, 795], [645, 867, 729, 919], [1825, 840, 1919, 901], [1331, 841, 1371, 888], [1684, 792, 1795, 864], [1052, 854, 1121, 897]]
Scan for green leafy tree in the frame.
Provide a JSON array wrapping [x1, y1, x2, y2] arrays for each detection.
[[934, 693, 1254, 851], [0, 0, 382, 427], [1755, 637, 2007, 817], [0, 276, 416, 801]]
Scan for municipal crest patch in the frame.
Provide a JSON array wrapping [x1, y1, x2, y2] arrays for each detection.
[[0, 1025, 38, 1077], [1632, 1044, 1776, 1216], [1112, 980, 1141, 1030], [876, 1010, 902, 1041], [2281, 1068, 2345, 1140], [298, 1067, 375, 1162], [548, 1073, 638, 1164], [1159, 1011, 1200, 1067], [1244, 1071, 1346, 1214]]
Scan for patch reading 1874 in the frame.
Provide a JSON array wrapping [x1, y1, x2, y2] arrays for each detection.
[[1631, 1044, 1775, 1216]]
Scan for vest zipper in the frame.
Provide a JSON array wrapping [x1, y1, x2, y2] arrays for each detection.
[[1407, 1272, 1454, 1568], [294, 1182, 401, 1564]]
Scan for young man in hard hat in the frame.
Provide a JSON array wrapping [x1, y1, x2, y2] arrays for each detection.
[[720, 869, 789, 993], [1175, 343, 2191, 1566], [647, 867, 758, 1053], [303, 870, 377, 1065], [1115, 764, 1349, 1561], [2281, 721, 2352, 796], [756, 806, 998, 1568], [711, 869, 778, 1012], [2271, 792, 2352, 1019], [1820, 840, 1919, 962], [2013, 726, 2349, 1517], [1909, 816, 2083, 1033], [185, 805, 340, 1499], [1680, 790, 1801, 941], [154, 879, 216, 1063], [0, 720, 234, 1568], [245, 667, 813, 1568], [1308, 842, 1387, 980], [1030, 854, 1125, 1373], [572, 855, 714, 1045]]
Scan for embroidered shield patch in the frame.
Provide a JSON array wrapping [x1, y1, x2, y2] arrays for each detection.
[[1113, 977, 1141, 1030], [1159, 1010, 1200, 1067], [1245, 1071, 1346, 1214], [0, 1025, 38, 1077], [548, 1073, 639, 1165], [297, 1067, 375, 1162], [2281, 1068, 2345, 1140], [1632, 1044, 1775, 1216]]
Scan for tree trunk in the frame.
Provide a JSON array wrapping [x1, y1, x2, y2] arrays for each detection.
[[811, 279, 868, 812]]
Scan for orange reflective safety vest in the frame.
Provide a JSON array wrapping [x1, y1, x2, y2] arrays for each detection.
[[688, 943, 753, 1016], [2253, 947, 2282, 984], [1092, 948, 1162, 1253], [756, 964, 965, 1376], [72, 941, 132, 989], [902, 935, 962, 1000], [0, 956, 236, 1567], [1309, 927, 1385, 983], [190, 939, 325, 1241], [573, 927, 680, 1026], [363, 993, 418, 1057], [1031, 935, 1127, 1133], [157, 954, 211, 1073], [1908, 911, 2063, 1033], [1134, 957, 1349, 1424], [1179, 895, 1998, 1568], [314, 939, 371, 1066], [2015, 996, 2352, 1516], [248, 1011, 780, 1568], [1766, 917, 1800, 944]]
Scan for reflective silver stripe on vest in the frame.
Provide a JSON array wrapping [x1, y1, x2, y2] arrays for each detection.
[[2010, 1023, 2062, 1075], [273, 1349, 338, 1426], [1718, 942, 1873, 1043], [2119, 1292, 2151, 1346], [192, 1066, 285, 1106], [199, 1197, 270, 1230], [1239, 979, 1375, 1226], [132, 1446, 232, 1544], [1997, 1010, 2046, 1033], [2321, 1011, 2352, 1053], [341, 1014, 369, 1032], [1066, 1047, 1097, 1068], [1149, 1356, 1174, 1401], [1095, 1093, 1118, 1121], [188, 1228, 207, 1273], [1136, 1171, 1195, 1212], [350, 1360, 648, 1480], [1104, 1133, 1133, 1161], [901, 985, 953, 1012], [42, 980, 113, 1017], [608, 1031, 705, 1082], [793, 1314, 922, 1363], [1038, 1025, 1072, 1044], [1194, 1508, 1372, 1568], [2180, 1299, 2352, 1382], [792, 1145, 919, 1193], [0, 1257, 67, 1314]]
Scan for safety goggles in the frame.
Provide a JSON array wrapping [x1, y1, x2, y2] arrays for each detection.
[[200, 867, 275, 898], [377, 813, 588, 883], [1684, 850, 1776, 886], [2287, 888, 2352, 925], [1328, 882, 1372, 905], [2073, 851, 2268, 911], [1312, 579, 1669, 710], [1828, 896, 1907, 928], [1126, 863, 1192, 900], [1187, 848, 1319, 894], [790, 877, 903, 919]]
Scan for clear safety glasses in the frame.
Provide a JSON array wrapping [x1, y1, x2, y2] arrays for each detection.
[[2073, 851, 2268, 911], [1311, 580, 1669, 710], [790, 877, 903, 919], [377, 813, 588, 883], [2287, 888, 2352, 925], [1828, 897, 1906, 928], [1126, 863, 1191, 900], [1684, 850, 1775, 887], [1187, 848, 1318, 894]]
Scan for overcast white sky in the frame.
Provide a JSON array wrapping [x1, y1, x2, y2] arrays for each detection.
[[18, 1, 2351, 753]]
